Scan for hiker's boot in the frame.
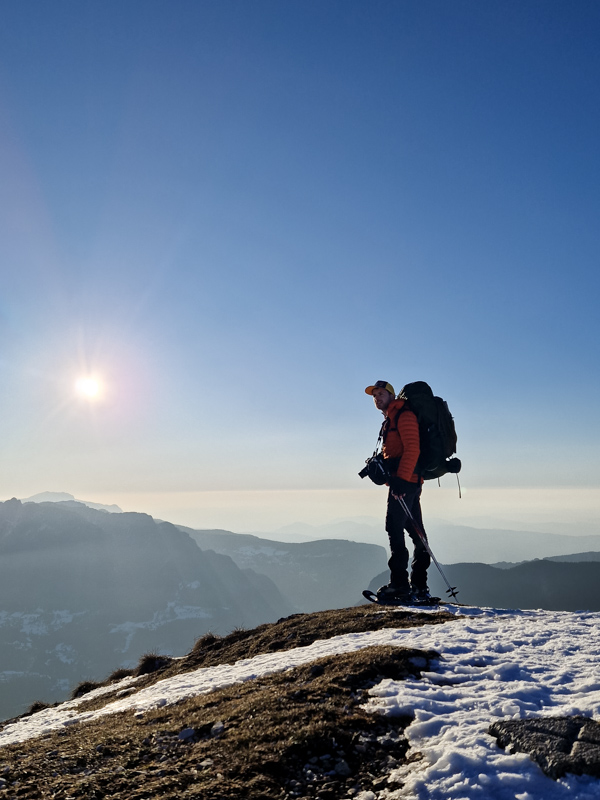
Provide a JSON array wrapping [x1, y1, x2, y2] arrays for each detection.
[[411, 587, 438, 605], [376, 584, 412, 605]]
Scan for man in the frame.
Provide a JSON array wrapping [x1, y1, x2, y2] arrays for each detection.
[[365, 380, 431, 604]]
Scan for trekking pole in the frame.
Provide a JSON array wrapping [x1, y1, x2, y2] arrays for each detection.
[[392, 491, 459, 601]]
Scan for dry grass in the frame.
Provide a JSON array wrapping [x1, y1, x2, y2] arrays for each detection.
[[0, 646, 436, 799], [62, 604, 453, 718], [181, 604, 452, 669], [0, 604, 456, 799]]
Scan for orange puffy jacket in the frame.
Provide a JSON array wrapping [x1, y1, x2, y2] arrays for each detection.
[[382, 399, 421, 483]]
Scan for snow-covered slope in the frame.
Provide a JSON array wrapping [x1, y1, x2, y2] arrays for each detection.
[[2, 604, 600, 798]]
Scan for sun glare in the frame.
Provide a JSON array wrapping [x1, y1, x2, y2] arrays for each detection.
[[75, 377, 101, 399]]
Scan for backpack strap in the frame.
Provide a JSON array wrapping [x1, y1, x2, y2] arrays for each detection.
[[385, 403, 422, 478], [385, 404, 409, 436], [374, 407, 405, 453]]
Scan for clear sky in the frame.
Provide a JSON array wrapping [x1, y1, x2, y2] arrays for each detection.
[[1, 1, 599, 532]]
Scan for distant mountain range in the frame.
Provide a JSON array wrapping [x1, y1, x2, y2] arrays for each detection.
[[19, 492, 600, 564], [253, 519, 600, 564], [7, 490, 600, 723], [0, 499, 291, 720], [22, 491, 123, 513], [370, 556, 600, 611], [429, 525, 600, 565], [0, 498, 386, 721], [180, 527, 387, 613]]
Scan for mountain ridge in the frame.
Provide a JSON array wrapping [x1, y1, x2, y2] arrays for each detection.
[[0, 499, 292, 720], [370, 557, 600, 611], [182, 526, 387, 613], [21, 492, 123, 514]]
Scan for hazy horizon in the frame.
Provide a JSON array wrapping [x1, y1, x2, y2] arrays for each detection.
[[14, 488, 600, 542]]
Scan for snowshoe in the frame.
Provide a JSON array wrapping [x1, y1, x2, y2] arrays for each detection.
[[363, 586, 413, 606], [362, 587, 442, 607], [410, 589, 441, 606]]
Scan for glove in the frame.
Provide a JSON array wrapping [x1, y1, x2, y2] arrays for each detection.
[[389, 477, 419, 496]]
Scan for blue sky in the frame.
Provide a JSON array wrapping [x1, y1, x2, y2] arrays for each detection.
[[1, 1, 599, 531]]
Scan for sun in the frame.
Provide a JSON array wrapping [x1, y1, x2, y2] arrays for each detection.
[[75, 377, 101, 399]]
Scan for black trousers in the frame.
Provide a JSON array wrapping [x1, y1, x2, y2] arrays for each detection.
[[385, 485, 430, 592]]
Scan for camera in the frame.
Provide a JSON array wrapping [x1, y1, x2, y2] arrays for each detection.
[[358, 453, 390, 485]]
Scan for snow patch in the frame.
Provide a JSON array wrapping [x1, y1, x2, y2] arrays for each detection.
[[0, 610, 86, 636], [54, 643, 76, 665], [363, 609, 600, 798], [109, 604, 212, 651]]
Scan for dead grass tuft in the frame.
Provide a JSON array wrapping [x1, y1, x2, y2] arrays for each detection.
[[24, 701, 55, 717], [134, 653, 175, 677], [107, 668, 135, 683], [70, 680, 102, 700]]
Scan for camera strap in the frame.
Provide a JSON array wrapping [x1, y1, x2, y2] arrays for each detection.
[[371, 417, 388, 458]]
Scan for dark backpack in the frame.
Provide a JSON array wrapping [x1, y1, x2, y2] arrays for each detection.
[[396, 381, 461, 480]]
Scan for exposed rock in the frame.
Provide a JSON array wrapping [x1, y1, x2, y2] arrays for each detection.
[[489, 716, 600, 779]]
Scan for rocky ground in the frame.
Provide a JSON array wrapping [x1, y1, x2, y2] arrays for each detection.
[[489, 716, 600, 780]]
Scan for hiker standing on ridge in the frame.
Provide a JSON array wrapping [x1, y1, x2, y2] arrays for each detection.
[[365, 380, 431, 604]]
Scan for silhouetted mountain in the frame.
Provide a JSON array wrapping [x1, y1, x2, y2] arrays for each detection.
[[180, 527, 388, 613], [248, 520, 600, 563], [545, 551, 600, 562], [259, 519, 385, 545], [21, 491, 123, 513], [428, 525, 600, 564], [369, 558, 600, 611], [0, 499, 292, 720]]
